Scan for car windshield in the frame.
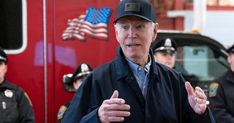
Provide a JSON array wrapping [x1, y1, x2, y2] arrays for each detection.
[[153, 32, 229, 95], [175, 45, 228, 80], [174, 43, 228, 94]]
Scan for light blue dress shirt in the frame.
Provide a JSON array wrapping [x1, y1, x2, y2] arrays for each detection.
[[126, 57, 151, 98]]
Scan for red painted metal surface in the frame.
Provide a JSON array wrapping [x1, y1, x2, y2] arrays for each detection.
[[6, 0, 119, 123]]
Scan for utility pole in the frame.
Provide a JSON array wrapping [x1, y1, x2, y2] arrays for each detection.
[[193, 0, 207, 33]]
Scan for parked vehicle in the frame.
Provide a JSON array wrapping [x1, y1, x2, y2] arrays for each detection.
[[152, 30, 229, 95]]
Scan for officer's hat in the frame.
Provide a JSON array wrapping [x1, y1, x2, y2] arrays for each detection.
[[153, 38, 177, 54], [227, 44, 234, 53], [64, 63, 92, 85], [114, 0, 156, 23], [0, 48, 8, 63]]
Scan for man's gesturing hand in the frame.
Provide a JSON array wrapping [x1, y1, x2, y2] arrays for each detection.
[[185, 81, 207, 114], [98, 90, 131, 123]]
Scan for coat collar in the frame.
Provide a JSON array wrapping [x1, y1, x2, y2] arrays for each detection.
[[0, 80, 15, 90], [226, 69, 234, 83], [115, 47, 159, 80], [114, 47, 160, 107]]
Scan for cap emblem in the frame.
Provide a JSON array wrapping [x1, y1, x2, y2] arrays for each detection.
[[164, 38, 172, 47], [125, 3, 140, 12], [81, 64, 89, 72]]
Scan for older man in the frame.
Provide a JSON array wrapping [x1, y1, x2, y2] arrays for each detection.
[[61, 0, 214, 123]]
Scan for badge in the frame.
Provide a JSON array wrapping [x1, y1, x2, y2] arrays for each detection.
[[209, 82, 219, 97], [4, 89, 13, 98], [57, 105, 67, 120]]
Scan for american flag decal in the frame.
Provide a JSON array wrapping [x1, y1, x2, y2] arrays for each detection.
[[62, 8, 112, 41]]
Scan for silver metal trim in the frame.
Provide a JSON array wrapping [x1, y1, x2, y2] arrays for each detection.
[[43, 0, 48, 122]]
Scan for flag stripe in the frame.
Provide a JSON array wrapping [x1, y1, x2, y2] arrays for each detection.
[[80, 25, 108, 33], [82, 21, 107, 28], [81, 29, 108, 38]]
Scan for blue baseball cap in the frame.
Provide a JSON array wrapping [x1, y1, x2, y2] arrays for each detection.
[[114, 0, 156, 23]]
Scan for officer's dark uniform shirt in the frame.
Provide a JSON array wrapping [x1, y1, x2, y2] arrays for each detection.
[[209, 69, 234, 123], [0, 80, 34, 123], [61, 47, 214, 123]]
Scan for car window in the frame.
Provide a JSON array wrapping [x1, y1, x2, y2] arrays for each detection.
[[0, 0, 27, 54], [0, 0, 22, 49]]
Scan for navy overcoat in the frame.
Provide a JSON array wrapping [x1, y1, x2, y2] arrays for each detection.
[[61, 47, 214, 123]]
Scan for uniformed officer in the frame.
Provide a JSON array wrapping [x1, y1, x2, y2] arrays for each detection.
[[152, 38, 199, 86], [209, 44, 234, 123], [0, 48, 34, 123], [153, 38, 177, 68], [57, 63, 92, 122]]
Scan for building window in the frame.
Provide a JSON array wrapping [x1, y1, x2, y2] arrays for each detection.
[[150, 0, 175, 14], [187, 0, 234, 6], [216, 0, 234, 6]]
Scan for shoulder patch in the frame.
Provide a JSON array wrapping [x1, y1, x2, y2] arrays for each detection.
[[209, 82, 219, 97], [57, 105, 67, 120], [24, 92, 33, 106]]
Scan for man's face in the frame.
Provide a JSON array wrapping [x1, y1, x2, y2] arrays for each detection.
[[154, 51, 176, 68], [228, 53, 234, 72], [114, 16, 158, 64], [0, 62, 7, 83]]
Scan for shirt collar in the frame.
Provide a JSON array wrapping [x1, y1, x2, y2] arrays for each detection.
[[126, 56, 152, 73], [115, 47, 159, 80]]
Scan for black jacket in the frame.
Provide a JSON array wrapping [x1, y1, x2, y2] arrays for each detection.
[[210, 69, 234, 123], [0, 80, 34, 123], [62, 47, 214, 123]]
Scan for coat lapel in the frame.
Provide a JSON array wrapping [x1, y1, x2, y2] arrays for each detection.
[[125, 74, 145, 107], [115, 47, 145, 108]]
